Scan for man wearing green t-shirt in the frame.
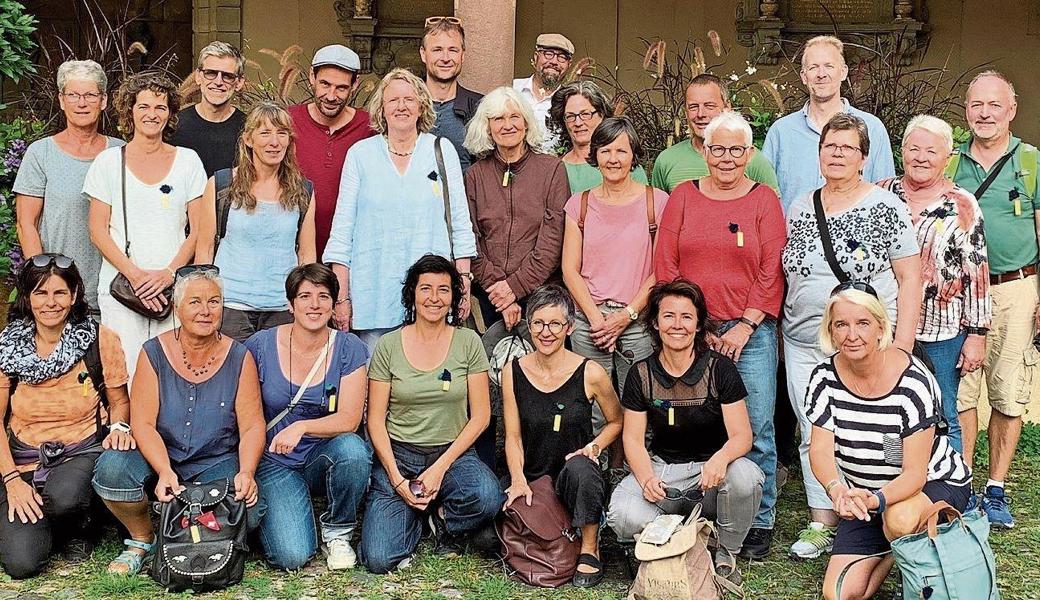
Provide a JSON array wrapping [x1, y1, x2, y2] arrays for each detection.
[[951, 71, 1040, 530], [650, 74, 779, 193]]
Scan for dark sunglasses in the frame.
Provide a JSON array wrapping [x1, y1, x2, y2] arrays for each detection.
[[199, 68, 240, 84], [830, 280, 878, 299], [29, 253, 74, 269], [175, 264, 220, 281], [663, 486, 704, 502]]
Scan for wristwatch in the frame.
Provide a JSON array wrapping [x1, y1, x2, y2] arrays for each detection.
[[964, 326, 988, 336], [110, 421, 131, 434], [625, 306, 638, 321], [587, 443, 601, 458]]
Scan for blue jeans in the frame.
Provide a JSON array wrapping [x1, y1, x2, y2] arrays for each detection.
[[255, 433, 372, 570], [92, 449, 266, 531], [359, 443, 504, 574], [920, 332, 966, 453], [718, 318, 778, 529]]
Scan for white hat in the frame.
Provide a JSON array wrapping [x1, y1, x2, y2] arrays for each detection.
[[311, 44, 361, 73]]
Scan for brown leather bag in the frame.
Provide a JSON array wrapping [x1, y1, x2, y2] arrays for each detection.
[[496, 475, 581, 588]]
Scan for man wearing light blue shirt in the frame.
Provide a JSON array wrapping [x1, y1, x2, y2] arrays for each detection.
[[762, 36, 895, 212]]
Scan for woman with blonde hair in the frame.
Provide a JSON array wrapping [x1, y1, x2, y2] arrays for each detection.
[[195, 102, 317, 341], [324, 68, 476, 351]]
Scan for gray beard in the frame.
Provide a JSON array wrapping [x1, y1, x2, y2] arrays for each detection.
[[540, 72, 563, 89]]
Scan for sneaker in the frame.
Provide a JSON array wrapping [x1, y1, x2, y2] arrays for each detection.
[[965, 492, 981, 514], [983, 485, 1015, 529], [788, 522, 835, 560], [323, 539, 357, 570], [428, 511, 463, 557], [738, 527, 773, 560]]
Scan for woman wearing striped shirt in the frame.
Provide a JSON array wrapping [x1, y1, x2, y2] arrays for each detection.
[[806, 283, 971, 600]]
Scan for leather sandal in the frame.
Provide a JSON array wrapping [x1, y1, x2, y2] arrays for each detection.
[[107, 538, 155, 576], [572, 553, 605, 588]]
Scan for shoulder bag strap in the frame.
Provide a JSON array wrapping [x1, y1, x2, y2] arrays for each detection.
[[578, 190, 590, 232], [433, 137, 454, 261], [645, 185, 657, 246], [296, 179, 314, 253], [213, 168, 233, 255], [973, 151, 1015, 200], [120, 146, 131, 258], [266, 330, 336, 432], [812, 188, 850, 284]]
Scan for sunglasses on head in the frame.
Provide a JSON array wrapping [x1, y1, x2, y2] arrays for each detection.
[[831, 280, 879, 299], [29, 253, 74, 269], [425, 16, 462, 26], [175, 264, 220, 281]]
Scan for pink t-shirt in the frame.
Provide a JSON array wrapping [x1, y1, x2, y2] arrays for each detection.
[[564, 187, 669, 304]]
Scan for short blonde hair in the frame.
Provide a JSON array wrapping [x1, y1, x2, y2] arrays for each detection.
[[704, 110, 753, 147], [819, 289, 893, 354], [902, 114, 954, 153], [463, 86, 545, 156], [366, 68, 436, 134], [802, 35, 846, 64]]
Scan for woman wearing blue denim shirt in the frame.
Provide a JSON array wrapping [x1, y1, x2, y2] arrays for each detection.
[[248, 264, 371, 571]]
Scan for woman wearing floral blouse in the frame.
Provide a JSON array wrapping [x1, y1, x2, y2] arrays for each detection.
[[880, 115, 991, 453]]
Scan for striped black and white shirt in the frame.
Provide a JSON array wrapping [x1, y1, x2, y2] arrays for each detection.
[[805, 353, 971, 491]]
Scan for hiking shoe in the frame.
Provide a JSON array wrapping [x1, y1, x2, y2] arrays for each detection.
[[738, 527, 773, 560], [61, 537, 95, 563], [323, 539, 357, 570], [983, 486, 1015, 529], [788, 522, 835, 560], [428, 512, 463, 557], [965, 491, 981, 514]]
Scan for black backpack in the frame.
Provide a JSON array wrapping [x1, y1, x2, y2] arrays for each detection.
[[212, 168, 313, 255], [152, 479, 248, 592]]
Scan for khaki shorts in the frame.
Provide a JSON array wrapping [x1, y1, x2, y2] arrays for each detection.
[[957, 274, 1040, 418]]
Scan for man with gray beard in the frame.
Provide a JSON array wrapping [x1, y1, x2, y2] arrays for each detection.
[[513, 33, 573, 152]]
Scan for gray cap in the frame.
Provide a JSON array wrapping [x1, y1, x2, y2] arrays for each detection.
[[311, 44, 361, 73]]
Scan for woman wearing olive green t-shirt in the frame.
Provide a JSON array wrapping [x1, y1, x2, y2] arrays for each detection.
[[360, 255, 504, 574]]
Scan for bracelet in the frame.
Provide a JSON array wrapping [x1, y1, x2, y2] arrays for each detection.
[[393, 478, 407, 491], [335, 298, 351, 306], [2, 469, 17, 482], [872, 489, 887, 513], [738, 317, 759, 332], [824, 478, 842, 497], [164, 267, 176, 279], [110, 421, 131, 434], [3, 471, 20, 484], [964, 326, 989, 336]]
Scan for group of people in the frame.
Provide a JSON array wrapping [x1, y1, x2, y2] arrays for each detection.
[[2, 16, 1036, 597]]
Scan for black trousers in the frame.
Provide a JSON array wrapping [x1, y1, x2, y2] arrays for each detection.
[[0, 455, 96, 579]]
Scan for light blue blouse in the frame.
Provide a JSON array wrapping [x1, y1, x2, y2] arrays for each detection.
[[322, 133, 476, 329]]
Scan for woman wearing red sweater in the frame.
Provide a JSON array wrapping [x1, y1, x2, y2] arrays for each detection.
[[653, 110, 786, 559]]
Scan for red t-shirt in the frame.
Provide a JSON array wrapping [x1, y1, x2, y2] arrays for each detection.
[[653, 180, 787, 320], [288, 104, 376, 256]]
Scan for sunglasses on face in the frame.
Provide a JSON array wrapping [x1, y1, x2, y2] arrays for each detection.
[[29, 253, 74, 269], [199, 68, 241, 84], [175, 264, 220, 281], [425, 16, 462, 26], [831, 280, 879, 298]]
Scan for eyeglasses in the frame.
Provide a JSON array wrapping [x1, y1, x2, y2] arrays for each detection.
[[536, 48, 572, 62], [29, 253, 74, 269], [61, 92, 103, 104], [821, 142, 862, 156], [199, 68, 241, 84], [663, 486, 704, 503], [706, 144, 749, 158], [831, 280, 879, 299], [425, 16, 463, 26], [563, 110, 599, 124], [175, 264, 220, 281], [529, 319, 567, 334]]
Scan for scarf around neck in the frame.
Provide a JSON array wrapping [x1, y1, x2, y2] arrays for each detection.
[[0, 318, 98, 384]]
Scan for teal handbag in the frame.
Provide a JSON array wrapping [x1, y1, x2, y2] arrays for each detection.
[[890, 501, 1000, 600]]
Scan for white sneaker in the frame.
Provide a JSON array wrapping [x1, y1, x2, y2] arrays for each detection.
[[324, 539, 357, 570], [788, 522, 835, 560]]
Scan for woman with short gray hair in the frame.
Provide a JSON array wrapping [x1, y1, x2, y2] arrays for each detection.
[[14, 59, 123, 318], [501, 284, 621, 587], [93, 266, 266, 576]]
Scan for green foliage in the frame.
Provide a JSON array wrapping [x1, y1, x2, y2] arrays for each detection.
[[0, 0, 37, 85]]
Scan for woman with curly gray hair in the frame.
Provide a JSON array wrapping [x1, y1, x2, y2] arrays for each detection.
[[84, 72, 207, 380]]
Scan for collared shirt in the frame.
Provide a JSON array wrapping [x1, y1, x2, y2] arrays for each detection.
[[649, 139, 779, 194], [949, 135, 1040, 274], [512, 76, 559, 152], [762, 99, 896, 212]]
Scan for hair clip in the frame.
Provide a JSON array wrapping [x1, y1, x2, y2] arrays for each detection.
[[427, 171, 438, 181], [159, 184, 172, 194], [728, 222, 739, 233]]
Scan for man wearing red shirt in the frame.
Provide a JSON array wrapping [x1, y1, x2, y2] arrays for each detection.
[[289, 44, 376, 256]]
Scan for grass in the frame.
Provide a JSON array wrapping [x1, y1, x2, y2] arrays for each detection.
[[2, 445, 1038, 599]]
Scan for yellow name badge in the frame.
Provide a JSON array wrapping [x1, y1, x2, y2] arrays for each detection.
[[553, 414, 562, 432], [1015, 199, 1022, 216], [936, 220, 945, 235], [190, 525, 201, 544], [736, 231, 744, 248], [161, 194, 170, 210], [432, 182, 441, 197], [854, 247, 865, 261], [327, 393, 337, 413], [441, 380, 450, 392], [668, 407, 675, 426]]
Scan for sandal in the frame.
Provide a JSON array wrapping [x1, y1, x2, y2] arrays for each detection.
[[107, 538, 155, 576], [572, 553, 605, 588], [714, 546, 742, 586]]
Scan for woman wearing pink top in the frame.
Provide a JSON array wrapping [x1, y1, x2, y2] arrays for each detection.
[[562, 117, 668, 435], [653, 111, 786, 559]]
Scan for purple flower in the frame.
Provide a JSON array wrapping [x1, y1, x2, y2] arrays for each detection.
[[9, 139, 26, 154]]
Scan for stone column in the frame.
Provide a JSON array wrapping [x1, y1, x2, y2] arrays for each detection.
[[455, 0, 516, 93], [193, 0, 242, 57]]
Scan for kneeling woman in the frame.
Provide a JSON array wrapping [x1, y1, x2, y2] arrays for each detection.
[[0, 255, 133, 579], [92, 267, 266, 575], [249, 264, 371, 571], [607, 280, 763, 583], [361, 255, 503, 573], [809, 284, 971, 600], [501, 285, 622, 588]]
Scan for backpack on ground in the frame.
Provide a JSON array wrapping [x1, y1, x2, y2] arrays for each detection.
[[496, 474, 581, 588], [629, 504, 742, 600], [213, 168, 313, 255], [152, 479, 248, 592]]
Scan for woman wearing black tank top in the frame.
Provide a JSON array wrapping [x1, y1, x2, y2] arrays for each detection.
[[501, 285, 622, 588]]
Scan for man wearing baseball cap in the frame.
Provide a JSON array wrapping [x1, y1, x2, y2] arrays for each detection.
[[513, 33, 574, 151], [288, 44, 376, 256]]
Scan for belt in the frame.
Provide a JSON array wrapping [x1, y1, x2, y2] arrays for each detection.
[[990, 264, 1037, 285]]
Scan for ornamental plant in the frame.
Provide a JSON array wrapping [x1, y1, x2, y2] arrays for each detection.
[[0, 117, 46, 285], [0, 0, 37, 86]]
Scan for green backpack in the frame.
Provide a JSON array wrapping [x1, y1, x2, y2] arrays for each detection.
[[945, 142, 1038, 198]]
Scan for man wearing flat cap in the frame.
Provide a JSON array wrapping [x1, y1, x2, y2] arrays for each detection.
[[513, 33, 574, 152]]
